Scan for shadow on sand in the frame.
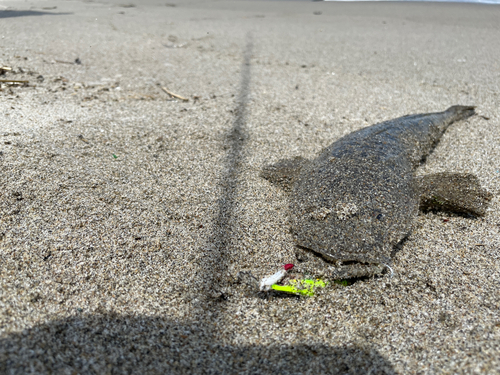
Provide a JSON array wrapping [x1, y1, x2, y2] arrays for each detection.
[[203, 34, 253, 302], [0, 313, 397, 374], [0, 10, 71, 19]]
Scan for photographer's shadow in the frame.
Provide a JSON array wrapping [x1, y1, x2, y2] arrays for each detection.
[[0, 313, 396, 374]]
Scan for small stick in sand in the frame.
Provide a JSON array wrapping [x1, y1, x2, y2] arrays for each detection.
[[161, 86, 188, 101], [0, 79, 29, 83]]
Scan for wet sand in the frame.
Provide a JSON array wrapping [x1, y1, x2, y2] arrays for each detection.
[[0, 0, 499, 373]]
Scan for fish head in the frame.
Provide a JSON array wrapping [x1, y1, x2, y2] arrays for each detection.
[[289, 159, 418, 265]]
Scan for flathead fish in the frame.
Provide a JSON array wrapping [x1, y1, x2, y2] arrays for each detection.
[[262, 106, 492, 278]]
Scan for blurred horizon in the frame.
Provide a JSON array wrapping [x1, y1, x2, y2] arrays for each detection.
[[324, 0, 500, 4]]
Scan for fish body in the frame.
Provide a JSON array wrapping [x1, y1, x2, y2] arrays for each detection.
[[262, 106, 491, 275]]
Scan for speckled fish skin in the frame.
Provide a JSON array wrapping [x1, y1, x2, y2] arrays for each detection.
[[290, 105, 476, 266]]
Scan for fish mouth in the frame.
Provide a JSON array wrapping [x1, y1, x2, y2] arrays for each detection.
[[296, 243, 387, 265], [296, 245, 391, 279]]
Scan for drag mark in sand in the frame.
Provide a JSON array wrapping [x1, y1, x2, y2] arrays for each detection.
[[203, 34, 253, 302]]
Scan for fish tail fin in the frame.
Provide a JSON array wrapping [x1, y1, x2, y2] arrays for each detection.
[[445, 105, 476, 122]]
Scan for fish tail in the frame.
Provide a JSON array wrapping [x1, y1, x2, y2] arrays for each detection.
[[445, 105, 476, 122]]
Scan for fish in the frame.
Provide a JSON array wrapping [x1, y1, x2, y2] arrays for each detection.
[[261, 106, 492, 279]]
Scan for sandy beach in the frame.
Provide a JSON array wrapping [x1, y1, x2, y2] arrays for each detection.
[[0, 0, 499, 373]]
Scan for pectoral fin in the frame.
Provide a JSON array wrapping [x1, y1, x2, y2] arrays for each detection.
[[417, 172, 493, 216], [260, 156, 309, 191]]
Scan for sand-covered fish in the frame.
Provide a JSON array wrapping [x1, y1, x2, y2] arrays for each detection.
[[261, 106, 492, 279]]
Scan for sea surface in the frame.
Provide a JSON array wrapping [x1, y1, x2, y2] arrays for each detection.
[[325, 0, 500, 4]]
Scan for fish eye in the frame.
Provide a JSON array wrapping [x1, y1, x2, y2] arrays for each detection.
[[376, 213, 383, 220]]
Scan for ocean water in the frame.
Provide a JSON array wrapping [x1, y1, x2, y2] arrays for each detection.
[[325, 0, 500, 4]]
